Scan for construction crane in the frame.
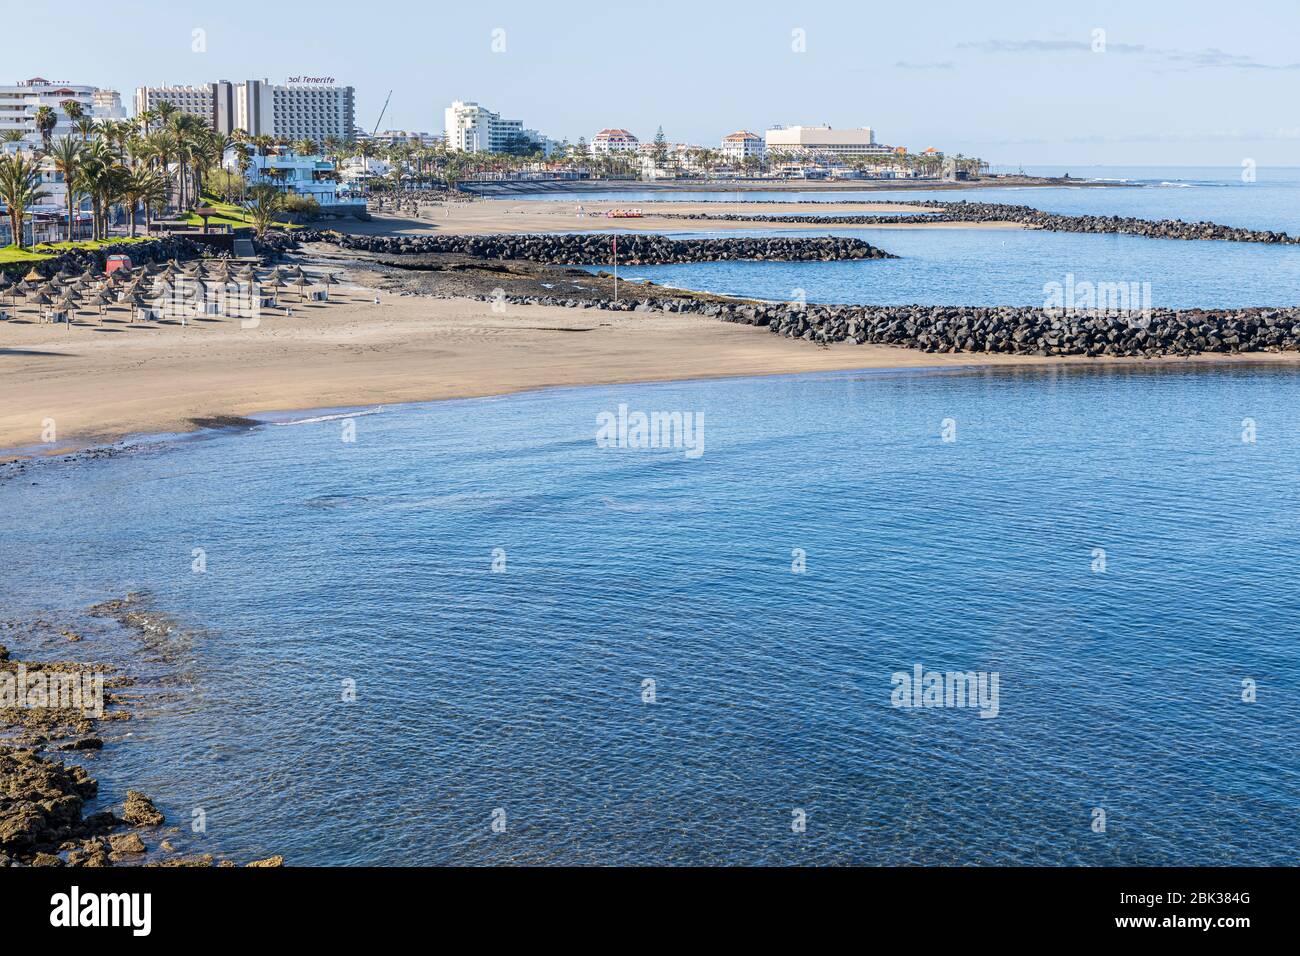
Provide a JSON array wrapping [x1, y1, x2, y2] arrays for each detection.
[[371, 90, 392, 137]]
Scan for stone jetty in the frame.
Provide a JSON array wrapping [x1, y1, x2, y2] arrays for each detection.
[[286, 230, 896, 264], [446, 290, 1300, 358], [658, 201, 1299, 245]]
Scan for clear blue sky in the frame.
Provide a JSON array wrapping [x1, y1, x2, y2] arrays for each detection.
[[12, 0, 1299, 166]]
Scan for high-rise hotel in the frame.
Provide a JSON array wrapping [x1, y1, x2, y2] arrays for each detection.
[[134, 79, 355, 142]]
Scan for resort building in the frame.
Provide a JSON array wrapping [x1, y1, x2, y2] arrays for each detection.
[[590, 129, 639, 155], [444, 100, 550, 155], [135, 83, 231, 131], [0, 78, 121, 144], [764, 125, 893, 159], [368, 130, 443, 148], [92, 89, 126, 120], [226, 147, 339, 204], [720, 131, 764, 161], [135, 80, 356, 142]]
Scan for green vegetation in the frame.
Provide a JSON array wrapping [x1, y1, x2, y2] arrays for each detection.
[[241, 187, 287, 237], [0, 236, 158, 265], [281, 194, 320, 217], [183, 194, 299, 230], [0, 152, 48, 248]]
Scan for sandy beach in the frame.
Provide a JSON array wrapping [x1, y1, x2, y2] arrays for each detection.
[[4, 288, 1297, 460]]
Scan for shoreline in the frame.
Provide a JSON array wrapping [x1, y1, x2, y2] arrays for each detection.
[[4, 294, 1299, 465], [0, 596, 283, 867], [460, 175, 1134, 196]]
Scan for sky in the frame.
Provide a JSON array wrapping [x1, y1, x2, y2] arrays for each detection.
[[8, 0, 1300, 166]]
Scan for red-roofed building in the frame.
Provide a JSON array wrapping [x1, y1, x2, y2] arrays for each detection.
[[720, 130, 764, 161], [590, 128, 639, 155]]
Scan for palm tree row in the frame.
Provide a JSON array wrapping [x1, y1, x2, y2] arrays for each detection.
[[0, 100, 237, 248]]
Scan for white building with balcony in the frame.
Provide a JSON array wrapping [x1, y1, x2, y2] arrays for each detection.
[[227, 148, 339, 204], [0, 78, 122, 145]]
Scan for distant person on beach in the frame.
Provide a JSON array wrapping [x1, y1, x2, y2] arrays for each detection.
[[577, 204, 584, 218]]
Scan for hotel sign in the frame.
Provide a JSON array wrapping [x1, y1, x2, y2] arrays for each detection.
[[287, 76, 336, 86]]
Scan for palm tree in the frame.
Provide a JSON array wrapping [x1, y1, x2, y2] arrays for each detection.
[[293, 138, 317, 156], [0, 130, 24, 145], [242, 186, 284, 237], [0, 152, 49, 248], [166, 113, 207, 208], [154, 101, 178, 128], [73, 117, 97, 142], [49, 136, 85, 241], [122, 166, 168, 237], [80, 138, 126, 240], [33, 106, 57, 151]]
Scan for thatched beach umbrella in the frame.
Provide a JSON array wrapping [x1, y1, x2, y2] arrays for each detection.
[[320, 271, 338, 300], [30, 291, 52, 323], [56, 295, 77, 323], [85, 292, 108, 322], [292, 273, 310, 301], [128, 292, 148, 323]]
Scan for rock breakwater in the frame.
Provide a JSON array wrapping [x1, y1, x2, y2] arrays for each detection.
[[284, 230, 896, 264], [451, 290, 1300, 358], [658, 201, 1298, 244]]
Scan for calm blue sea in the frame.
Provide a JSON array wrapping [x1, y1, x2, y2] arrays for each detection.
[[509, 166, 1300, 233], [2, 366, 1298, 865], [2, 165, 1297, 866], [601, 226, 1300, 308], [549, 167, 1300, 306]]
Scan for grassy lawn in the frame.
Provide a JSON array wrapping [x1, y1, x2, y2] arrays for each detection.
[[1, 236, 160, 265], [186, 196, 300, 230]]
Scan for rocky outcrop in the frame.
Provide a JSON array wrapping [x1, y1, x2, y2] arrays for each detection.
[[121, 790, 165, 827], [278, 230, 896, 264]]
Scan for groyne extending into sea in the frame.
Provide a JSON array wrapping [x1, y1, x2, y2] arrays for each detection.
[[656, 201, 1300, 245]]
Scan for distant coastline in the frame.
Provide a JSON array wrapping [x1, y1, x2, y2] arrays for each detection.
[[461, 175, 1135, 196]]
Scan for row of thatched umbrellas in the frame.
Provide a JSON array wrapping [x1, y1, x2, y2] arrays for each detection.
[[0, 259, 345, 325]]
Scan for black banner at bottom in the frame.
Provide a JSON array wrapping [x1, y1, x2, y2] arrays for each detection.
[[0, 866, 1279, 941]]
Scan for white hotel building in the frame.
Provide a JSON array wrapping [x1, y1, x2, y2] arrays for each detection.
[[135, 80, 356, 142], [590, 128, 639, 155], [0, 77, 124, 144], [720, 131, 764, 161], [763, 125, 893, 159], [444, 101, 551, 154]]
